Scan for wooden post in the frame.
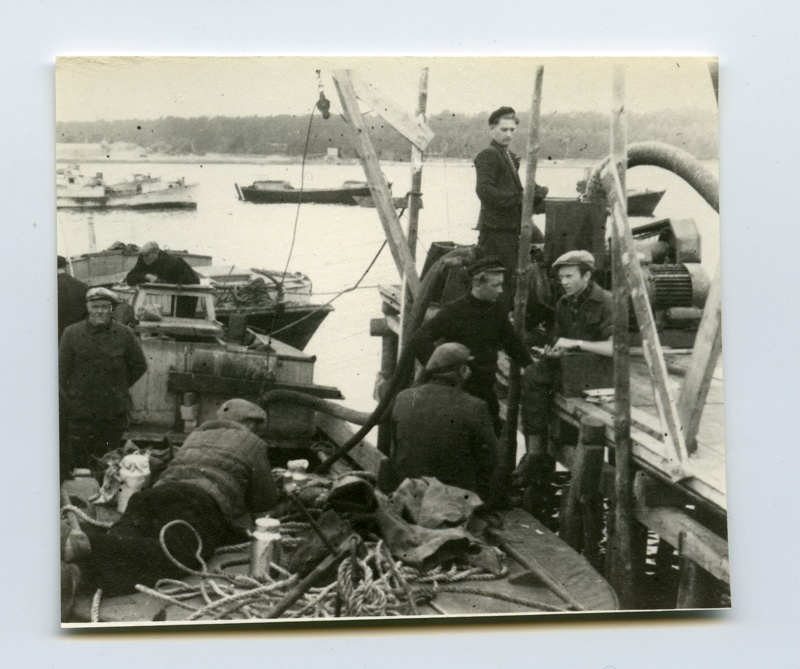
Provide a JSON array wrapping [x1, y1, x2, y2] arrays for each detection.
[[331, 70, 420, 295], [87, 214, 97, 254], [560, 416, 605, 553], [677, 265, 722, 452], [504, 66, 544, 465], [399, 68, 429, 350], [606, 64, 638, 609]]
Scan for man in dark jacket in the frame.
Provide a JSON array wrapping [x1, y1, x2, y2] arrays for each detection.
[[57, 255, 88, 340], [59, 287, 147, 470], [475, 106, 548, 310], [125, 241, 200, 317], [88, 399, 280, 595], [386, 343, 506, 505], [409, 256, 532, 434], [516, 250, 613, 485]]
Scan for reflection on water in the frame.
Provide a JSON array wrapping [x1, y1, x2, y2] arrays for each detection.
[[56, 159, 720, 413]]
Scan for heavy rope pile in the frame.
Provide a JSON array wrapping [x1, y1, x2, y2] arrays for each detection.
[[215, 277, 280, 309], [115, 519, 529, 621]]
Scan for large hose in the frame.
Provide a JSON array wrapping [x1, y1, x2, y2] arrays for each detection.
[[306, 245, 476, 474], [585, 141, 719, 214]]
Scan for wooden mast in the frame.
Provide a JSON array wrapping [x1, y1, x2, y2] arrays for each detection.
[[504, 66, 544, 467], [606, 64, 637, 608]]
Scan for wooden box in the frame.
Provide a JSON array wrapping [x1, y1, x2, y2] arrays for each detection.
[[558, 352, 614, 397]]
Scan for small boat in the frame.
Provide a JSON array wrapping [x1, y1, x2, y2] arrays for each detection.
[[67, 244, 332, 351], [235, 179, 373, 205], [627, 188, 666, 217], [56, 166, 198, 210]]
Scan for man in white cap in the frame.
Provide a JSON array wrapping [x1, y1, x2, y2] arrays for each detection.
[[516, 250, 613, 486], [385, 343, 506, 505], [88, 398, 279, 595], [59, 287, 147, 470]]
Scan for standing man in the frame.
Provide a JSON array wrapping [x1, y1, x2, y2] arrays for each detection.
[[409, 256, 532, 434], [385, 343, 506, 506], [59, 287, 147, 469], [516, 250, 613, 485], [126, 241, 200, 317], [57, 255, 88, 340], [89, 399, 280, 595], [474, 106, 548, 310]]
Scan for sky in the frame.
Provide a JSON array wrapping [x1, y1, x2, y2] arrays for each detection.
[[56, 56, 718, 123]]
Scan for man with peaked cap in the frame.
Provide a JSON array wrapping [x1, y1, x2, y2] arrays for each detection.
[[516, 250, 613, 486], [87, 399, 280, 596], [474, 106, 549, 311], [384, 343, 506, 505], [57, 255, 88, 340], [409, 256, 532, 434], [125, 241, 200, 317], [59, 287, 147, 471]]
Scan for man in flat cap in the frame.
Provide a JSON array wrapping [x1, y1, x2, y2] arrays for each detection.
[[87, 399, 279, 595], [57, 255, 88, 341], [474, 106, 548, 311], [126, 241, 200, 317], [409, 256, 532, 434], [59, 287, 147, 471], [516, 250, 613, 486], [385, 343, 506, 505]]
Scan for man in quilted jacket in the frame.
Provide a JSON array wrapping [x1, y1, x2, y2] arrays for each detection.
[[87, 399, 279, 595]]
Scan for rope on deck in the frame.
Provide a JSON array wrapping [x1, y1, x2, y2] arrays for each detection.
[[133, 520, 506, 621], [61, 504, 114, 529]]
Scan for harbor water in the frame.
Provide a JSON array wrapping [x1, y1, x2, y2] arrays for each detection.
[[56, 158, 720, 414]]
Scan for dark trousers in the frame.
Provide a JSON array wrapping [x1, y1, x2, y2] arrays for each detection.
[[89, 482, 246, 596], [464, 369, 502, 435], [66, 415, 127, 469], [520, 358, 560, 437]]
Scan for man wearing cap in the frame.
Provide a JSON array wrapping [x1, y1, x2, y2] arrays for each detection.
[[385, 343, 506, 505], [474, 106, 548, 309], [516, 250, 613, 485], [125, 241, 200, 317], [409, 256, 532, 434], [59, 287, 147, 469], [57, 255, 88, 340], [88, 399, 280, 595]]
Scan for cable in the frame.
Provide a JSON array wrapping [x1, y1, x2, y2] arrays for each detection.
[[268, 240, 387, 339], [270, 102, 318, 335]]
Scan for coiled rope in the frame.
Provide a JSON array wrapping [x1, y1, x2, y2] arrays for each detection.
[[61, 504, 115, 528]]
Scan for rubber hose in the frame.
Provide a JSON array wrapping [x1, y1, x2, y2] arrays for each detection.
[[586, 141, 719, 214], [313, 246, 476, 474]]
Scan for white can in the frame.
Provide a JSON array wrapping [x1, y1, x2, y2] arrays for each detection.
[[249, 530, 281, 580]]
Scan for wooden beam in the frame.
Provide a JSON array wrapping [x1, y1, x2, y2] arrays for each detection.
[[349, 71, 434, 151], [606, 64, 639, 610], [635, 506, 729, 584], [677, 265, 722, 452], [167, 371, 343, 400], [505, 65, 544, 464], [602, 161, 691, 480], [332, 70, 420, 294]]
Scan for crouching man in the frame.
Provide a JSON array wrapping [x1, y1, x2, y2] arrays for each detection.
[[89, 399, 279, 595], [516, 250, 613, 486], [383, 343, 507, 507]]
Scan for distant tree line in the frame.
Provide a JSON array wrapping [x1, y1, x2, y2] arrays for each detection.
[[56, 108, 718, 160]]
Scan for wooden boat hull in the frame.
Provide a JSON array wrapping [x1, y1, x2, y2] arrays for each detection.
[[215, 302, 334, 351], [57, 183, 198, 210], [238, 184, 372, 205]]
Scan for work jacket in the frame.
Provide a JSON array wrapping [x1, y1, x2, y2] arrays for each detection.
[[59, 318, 147, 420], [156, 420, 279, 525], [553, 281, 614, 342]]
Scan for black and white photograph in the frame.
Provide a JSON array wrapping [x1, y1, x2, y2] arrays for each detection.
[[54, 55, 728, 627]]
